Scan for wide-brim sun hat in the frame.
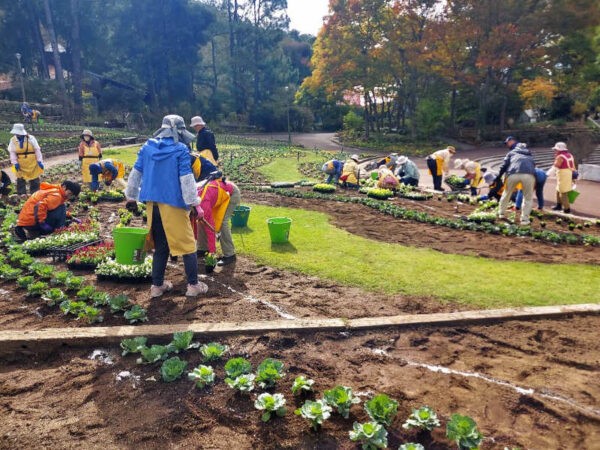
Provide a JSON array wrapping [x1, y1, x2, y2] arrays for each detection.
[[10, 123, 27, 135], [447, 145, 456, 153], [81, 129, 94, 138], [350, 154, 360, 162], [553, 142, 568, 151], [396, 156, 408, 165], [154, 114, 195, 144], [453, 158, 465, 169], [190, 116, 206, 127]]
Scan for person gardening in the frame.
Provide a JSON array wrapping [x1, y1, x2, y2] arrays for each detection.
[[321, 158, 344, 184], [190, 116, 218, 164], [190, 152, 218, 182], [89, 159, 126, 191], [547, 142, 576, 213], [14, 180, 80, 242], [340, 154, 361, 188], [0, 169, 13, 202], [78, 129, 102, 187], [8, 123, 44, 196], [394, 156, 419, 187], [376, 153, 399, 171], [426, 145, 455, 191], [125, 114, 208, 298], [377, 166, 399, 190], [454, 158, 483, 195], [497, 142, 536, 225], [479, 171, 504, 201]]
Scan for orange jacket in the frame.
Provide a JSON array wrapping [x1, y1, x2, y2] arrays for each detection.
[[17, 182, 67, 226]]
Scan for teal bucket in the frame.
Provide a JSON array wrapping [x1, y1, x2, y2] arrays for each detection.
[[231, 205, 251, 227], [112, 227, 149, 265], [267, 217, 292, 244]]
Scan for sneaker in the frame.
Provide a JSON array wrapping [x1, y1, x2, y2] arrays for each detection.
[[150, 281, 173, 298], [551, 205, 562, 211], [563, 208, 571, 214], [186, 282, 208, 297], [217, 255, 237, 266]]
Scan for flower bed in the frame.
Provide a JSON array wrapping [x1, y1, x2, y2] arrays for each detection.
[[67, 241, 114, 270], [312, 183, 336, 193], [22, 231, 101, 255], [95, 257, 153, 283]]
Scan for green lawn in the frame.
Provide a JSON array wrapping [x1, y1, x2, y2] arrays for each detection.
[[257, 152, 328, 182], [102, 145, 141, 165], [232, 204, 600, 308]]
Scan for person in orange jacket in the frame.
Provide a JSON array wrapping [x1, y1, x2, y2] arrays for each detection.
[[14, 180, 81, 241]]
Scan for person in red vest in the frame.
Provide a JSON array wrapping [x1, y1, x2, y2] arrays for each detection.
[[14, 180, 80, 241], [548, 142, 576, 213]]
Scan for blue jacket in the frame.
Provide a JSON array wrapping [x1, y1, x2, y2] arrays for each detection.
[[134, 137, 193, 208], [498, 147, 536, 177]]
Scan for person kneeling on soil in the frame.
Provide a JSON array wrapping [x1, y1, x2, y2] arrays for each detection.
[[377, 166, 399, 190], [125, 114, 208, 298], [195, 173, 241, 267], [14, 180, 80, 242], [394, 156, 419, 187], [479, 171, 504, 202], [454, 158, 483, 196], [89, 159, 126, 191], [321, 159, 344, 185], [339, 154, 361, 189]]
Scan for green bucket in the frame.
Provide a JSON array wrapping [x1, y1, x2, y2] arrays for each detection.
[[567, 190, 580, 204], [112, 227, 149, 265], [231, 205, 251, 227], [370, 172, 378, 180], [267, 217, 292, 244]]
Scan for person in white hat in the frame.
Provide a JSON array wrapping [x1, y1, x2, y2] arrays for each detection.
[[549, 141, 576, 213], [78, 129, 102, 187], [340, 154, 361, 188], [190, 116, 218, 164], [426, 145, 456, 191], [453, 158, 483, 195], [8, 123, 44, 195], [394, 155, 420, 186]]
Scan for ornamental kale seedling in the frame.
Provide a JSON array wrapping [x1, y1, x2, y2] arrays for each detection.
[[291, 375, 315, 395], [188, 365, 215, 388], [59, 300, 87, 316], [77, 305, 103, 324], [348, 421, 388, 449], [91, 291, 111, 307], [137, 345, 170, 364], [64, 276, 85, 291], [0, 264, 22, 280], [120, 337, 148, 356], [294, 399, 332, 431], [167, 331, 196, 353], [323, 385, 361, 419], [76, 285, 97, 302], [446, 414, 484, 450], [26, 281, 48, 297], [51, 271, 73, 286], [109, 294, 131, 313], [254, 392, 287, 422], [30, 263, 54, 279], [16, 275, 35, 289], [402, 406, 441, 431], [123, 305, 148, 324], [160, 357, 188, 382], [399, 444, 425, 450], [255, 358, 285, 388], [364, 394, 398, 426], [42, 288, 67, 306], [224, 357, 252, 379], [200, 342, 229, 362], [225, 373, 256, 392]]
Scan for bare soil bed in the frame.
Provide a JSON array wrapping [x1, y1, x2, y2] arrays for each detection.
[[1, 188, 599, 449]]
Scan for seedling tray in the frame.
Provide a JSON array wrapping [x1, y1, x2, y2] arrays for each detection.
[[49, 239, 104, 263], [97, 274, 151, 284]]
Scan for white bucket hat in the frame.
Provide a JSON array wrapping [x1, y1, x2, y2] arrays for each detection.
[[552, 142, 568, 151], [190, 116, 206, 127], [453, 158, 466, 169], [350, 154, 360, 162], [10, 123, 27, 135], [396, 156, 408, 165]]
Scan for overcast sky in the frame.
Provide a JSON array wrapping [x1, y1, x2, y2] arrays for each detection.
[[287, 0, 329, 36]]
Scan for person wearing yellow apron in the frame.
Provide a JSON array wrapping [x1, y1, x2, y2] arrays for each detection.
[[426, 145, 456, 191], [340, 154, 361, 188], [190, 116, 218, 164], [196, 178, 233, 256], [78, 129, 102, 186], [454, 158, 482, 195], [549, 142, 576, 213], [8, 123, 44, 195], [89, 159, 126, 191]]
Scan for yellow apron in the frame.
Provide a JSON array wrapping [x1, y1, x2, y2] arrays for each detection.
[[199, 149, 217, 166], [145, 202, 196, 256], [201, 182, 231, 232], [435, 156, 444, 176], [13, 136, 43, 181], [470, 163, 482, 188], [556, 169, 573, 194], [81, 141, 101, 183]]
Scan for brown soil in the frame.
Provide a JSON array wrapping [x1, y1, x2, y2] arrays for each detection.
[[1, 315, 599, 449]]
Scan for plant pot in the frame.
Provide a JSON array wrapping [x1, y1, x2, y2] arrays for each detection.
[[205, 264, 215, 274]]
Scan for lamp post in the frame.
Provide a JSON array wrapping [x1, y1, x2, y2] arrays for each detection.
[[285, 86, 291, 148], [15, 53, 26, 103]]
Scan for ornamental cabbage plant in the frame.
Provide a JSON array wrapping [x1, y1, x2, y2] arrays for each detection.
[[42, 288, 67, 306], [294, 399, 332, 431], [225, 373, 255, 392], [51, 270, 73, 286], [120, 337, 148, 356], [64, 276, 84, 291], [167, 331, 196, 353], [399, 444, 425, 450], [16, 275, 35, 289], [224, 357, 252, 379], [26, 281, 48, 297], [402, 406, 441, 431], [364, 394, 398, 426], [446, 414, 484, 450], [109, 294, 132, 313], [291, 375, 314, 395], [348, 421, 388, 449], [77, 305, 103, 324], [124, 305, 148, 324], [323, 385, 361, 419], [255, 358, 285, 388], [200, 342, 229, 362], [254, 392, 287, 422], [137, 345, 170, 364], [160, 357, 188, 382], [188, 365, 215, 388], [76, 285, 97, 302]]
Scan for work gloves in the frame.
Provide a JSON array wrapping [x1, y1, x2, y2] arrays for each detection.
[[125, 200, 138, 213], [14, 164, 20, 172], [37, 161, 44, 169]]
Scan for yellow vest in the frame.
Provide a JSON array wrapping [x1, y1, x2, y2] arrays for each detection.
[[13, 136, 43, 181]]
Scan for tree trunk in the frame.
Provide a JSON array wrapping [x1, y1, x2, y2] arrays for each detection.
[[363, 92, 370, 139], [70, 0, 83, 119], [42, 0, 68, 112], [28, 2, 49, 79]]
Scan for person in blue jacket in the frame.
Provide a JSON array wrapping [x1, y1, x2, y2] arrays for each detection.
[[515, 167, 547, 210], [394, 156, 420, 186], [321, 159, 344, 184], [125, 114, 208, 298]]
